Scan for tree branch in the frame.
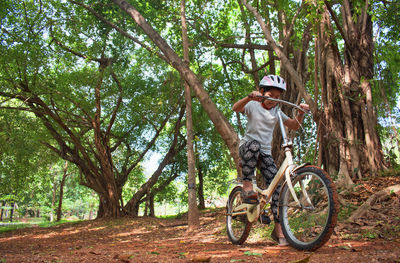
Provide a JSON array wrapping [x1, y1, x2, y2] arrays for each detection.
[[0, 106, 31, 111], [124, 104, 186, 211], [360, 0, 369, 36], [106, 71, 123, 137], [225, 60, 272, 74], [68, 0, 167, 61], [324, 1, 352, 51], [50, 30, 98, 63], [187, 19, 273, 52], [125, 102, 182, 177], [11, 88, 102, 179], [282, 4, 304, 46]]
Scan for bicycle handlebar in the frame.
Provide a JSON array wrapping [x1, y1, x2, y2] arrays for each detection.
[[255, 95, 310, 114]]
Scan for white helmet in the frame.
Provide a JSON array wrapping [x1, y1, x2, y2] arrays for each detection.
[[259, 75, 286, 91]]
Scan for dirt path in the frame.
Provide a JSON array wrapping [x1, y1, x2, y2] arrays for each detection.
[[2, 175, 400, 262], [1, 209, 400, 263]]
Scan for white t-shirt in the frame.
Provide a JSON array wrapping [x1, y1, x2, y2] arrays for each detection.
[[239, 101, 289, 155]]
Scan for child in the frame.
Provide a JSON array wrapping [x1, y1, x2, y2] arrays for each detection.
[[232, 74, 309, 246]]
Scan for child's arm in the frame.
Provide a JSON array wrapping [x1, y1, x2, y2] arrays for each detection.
[[232, 91, 263, 113], [284, 104, 309, 130]]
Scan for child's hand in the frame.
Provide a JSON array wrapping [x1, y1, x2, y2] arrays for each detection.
[[299, 104, 310, 113], [247, 91, 264, 101]]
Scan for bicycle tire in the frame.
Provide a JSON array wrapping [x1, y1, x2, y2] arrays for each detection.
[[226, 186, 252, 245], [279, 165, 339, 251]]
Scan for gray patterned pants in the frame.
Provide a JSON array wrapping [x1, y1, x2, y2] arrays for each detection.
[[239, 140, 281, 222]]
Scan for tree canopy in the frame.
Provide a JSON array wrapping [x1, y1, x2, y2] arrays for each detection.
[[0, 0, 399, 219]]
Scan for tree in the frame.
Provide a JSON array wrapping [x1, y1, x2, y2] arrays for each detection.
[[313, 0, 386, 182], [0, 1, 186, 218], [181, 0, 200, 230], [239, 0, 387, 184]]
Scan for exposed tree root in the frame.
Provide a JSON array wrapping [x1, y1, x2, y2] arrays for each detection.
[[348, 184, 400, 222]]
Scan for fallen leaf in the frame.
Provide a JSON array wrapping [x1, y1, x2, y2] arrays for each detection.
[[289, 255, 311, 263], [191, 255, 211, 262], [113, 254, 132, 263]]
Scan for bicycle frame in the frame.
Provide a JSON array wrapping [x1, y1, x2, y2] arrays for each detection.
[[231, 96, 308, 222]]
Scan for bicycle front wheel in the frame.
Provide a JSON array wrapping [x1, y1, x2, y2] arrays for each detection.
[[226, 186, 252, 245], [279, 165, 339, 251]]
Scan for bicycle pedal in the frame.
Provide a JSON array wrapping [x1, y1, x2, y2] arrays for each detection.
[[260, 214, 271, 224]]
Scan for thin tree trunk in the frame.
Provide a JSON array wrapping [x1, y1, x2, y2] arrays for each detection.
[[57, 161, 69, 221], [0, 200, 4, 221], [50, 180, 57, 222], [144, 171, 181, 217], [10, 202, 15, 222], [197, 163, 205, 210], [181, 0, 199, 231], [149, 195, 155, 217], [145, 189, 150, 216]]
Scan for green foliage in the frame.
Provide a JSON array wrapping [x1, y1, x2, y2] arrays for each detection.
[[0, 110, 54, 198], [372, 1, 400, 126], [0, 0, 399, 220]]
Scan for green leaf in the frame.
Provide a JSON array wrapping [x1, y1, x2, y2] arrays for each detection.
[[243, 251, 262, 257]]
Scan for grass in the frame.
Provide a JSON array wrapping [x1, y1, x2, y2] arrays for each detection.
[[157, 212, 186, 220], [0, 218, 80, 234], [251, 222, 274, 241], [157, 207, 222, 220], [337, 203, 358, 221]]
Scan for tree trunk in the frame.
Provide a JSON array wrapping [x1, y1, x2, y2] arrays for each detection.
[[89, 208, 94, 220], [142, 171, 181, 217], [144, 189, 150, 216], [10, 202, 15, 222], [57, 161, 69, 221], [50, 179, 57, 222], [197, 164, 205, 210], [0, 200, 4, 221], [181, 0, 200, 231], [97, 191, 120, 218], [149, 195, 155, 217]]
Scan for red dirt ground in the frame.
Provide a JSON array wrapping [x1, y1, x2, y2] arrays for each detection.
[[1, 175, 400, 263]]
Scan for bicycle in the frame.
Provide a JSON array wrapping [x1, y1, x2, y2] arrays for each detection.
[[226, 96, 339, 251]]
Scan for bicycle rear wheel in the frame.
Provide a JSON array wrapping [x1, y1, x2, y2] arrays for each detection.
[[279, 165, 339, 251], [226, 186, 252, 245]]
